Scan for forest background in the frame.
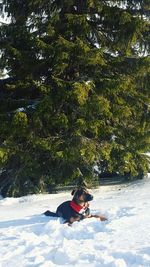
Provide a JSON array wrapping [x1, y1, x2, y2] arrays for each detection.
[[0, 0, 150, 197]]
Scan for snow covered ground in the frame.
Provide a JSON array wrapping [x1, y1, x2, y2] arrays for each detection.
[[0, 176, 150, 267]]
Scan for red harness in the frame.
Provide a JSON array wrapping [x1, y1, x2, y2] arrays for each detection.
[[70, 200, 86, 213]]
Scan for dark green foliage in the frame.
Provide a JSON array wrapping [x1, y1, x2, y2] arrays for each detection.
[[0, 0, 150, 196]]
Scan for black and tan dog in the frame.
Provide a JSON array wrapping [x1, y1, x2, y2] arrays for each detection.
[[44, 187, 107, 224]]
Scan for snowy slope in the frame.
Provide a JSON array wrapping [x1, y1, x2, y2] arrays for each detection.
[[0, 176, 150, 267]]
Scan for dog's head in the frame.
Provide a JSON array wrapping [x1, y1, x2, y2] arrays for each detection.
[[71, 187, 93, 204]]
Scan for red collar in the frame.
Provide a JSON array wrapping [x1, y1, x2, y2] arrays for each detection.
[[70, 200, 83, 213]]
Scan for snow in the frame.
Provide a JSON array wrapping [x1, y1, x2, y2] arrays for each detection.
[[0, 176, 150, 267]]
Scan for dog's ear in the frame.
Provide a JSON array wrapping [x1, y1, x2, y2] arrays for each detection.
[[78, 187, 87, 194], [71, 187, 87, 197], [71, 188, 83, 197], [71, 189, 76, 196]]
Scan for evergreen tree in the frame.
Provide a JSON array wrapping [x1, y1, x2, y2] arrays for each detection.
[[0, 0, 150, 196]]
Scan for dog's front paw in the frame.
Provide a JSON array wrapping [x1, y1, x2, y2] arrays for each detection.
[[99, 216, 107, 221]]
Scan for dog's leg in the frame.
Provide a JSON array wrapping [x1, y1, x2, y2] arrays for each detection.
[[69, 216, 81, 223], [91, 214, 107, 221]]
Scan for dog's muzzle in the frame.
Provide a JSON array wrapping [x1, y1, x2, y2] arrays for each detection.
[[85, 193, 93, 202]]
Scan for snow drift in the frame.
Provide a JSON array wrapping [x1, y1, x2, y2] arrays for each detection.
[[0, 176, 150, 267]]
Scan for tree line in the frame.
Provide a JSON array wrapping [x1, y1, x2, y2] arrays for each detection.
[[0, 0, 150, 197]]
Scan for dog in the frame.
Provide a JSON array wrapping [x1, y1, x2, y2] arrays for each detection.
[[44, 187, 107, 224]]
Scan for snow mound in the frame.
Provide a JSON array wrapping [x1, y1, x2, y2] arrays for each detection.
[[0, 177, 150, 267]]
